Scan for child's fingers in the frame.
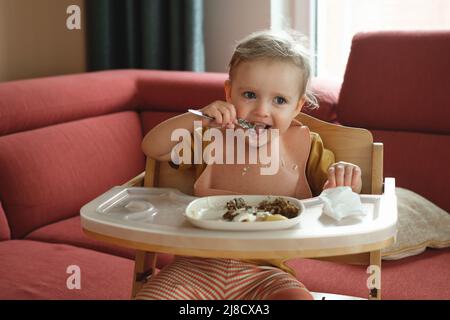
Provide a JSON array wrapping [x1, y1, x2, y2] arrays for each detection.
[[210, 108, 223, 125], [218, 103, 236, 125], [219, 106, 232, 127], [327, 166, 337, 188], [335, 164, 345, 186], [228, 104, 238, 124], [201, 101, 237, 127], [351, 166, 362, 190], [344, 165, 354, 187], [325, 162, 362, 192]]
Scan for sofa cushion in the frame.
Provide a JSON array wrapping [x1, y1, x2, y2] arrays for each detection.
[[306, 77, 341, 123], [0, 70, 139, 136], [135, 70, 340, 124], [337, 31, 450, 213], [372, 130, 450, 213], [287, 248, 450, 299], [26, 215, 174, 268], [0, 111, 145, 238], [140, 111, 181, 137], [0, 202, 11, 241], [0, 240, 134, 299], [136, 71, 227, 113], [338, 31, 450, 135], [382, 188, 450, 260]]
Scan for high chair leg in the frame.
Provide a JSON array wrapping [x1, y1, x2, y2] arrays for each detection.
[[131, 250, 157, 299], [368, 250, 382, 300]]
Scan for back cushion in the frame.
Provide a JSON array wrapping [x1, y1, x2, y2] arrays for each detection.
[[136, 71, 340, 124], [136, 71, 227, 113], [338, 31, 450, 134], [372, 130, 450, 212], [140, 111, 181, 137], [337, 31, 450, 212], [307, 78, 341, 123], [0, 202, 11, 241], [0, 70, 139, 136], [0, 111, 145, 238]]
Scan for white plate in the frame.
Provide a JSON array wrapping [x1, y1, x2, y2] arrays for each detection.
[[184, 195, 305, 231]]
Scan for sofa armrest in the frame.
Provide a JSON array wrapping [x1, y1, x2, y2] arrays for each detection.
[[123, 172, 145, 187], [302, 77, 342, 123]]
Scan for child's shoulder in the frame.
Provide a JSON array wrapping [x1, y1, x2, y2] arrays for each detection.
[[284, 120, 311, 139], [284, 123, 324, 145]]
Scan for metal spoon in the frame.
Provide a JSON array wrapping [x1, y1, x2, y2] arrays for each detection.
[[188, 109, 256, 129]]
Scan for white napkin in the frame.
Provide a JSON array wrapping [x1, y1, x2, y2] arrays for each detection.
[[319, 187, 366, 221]]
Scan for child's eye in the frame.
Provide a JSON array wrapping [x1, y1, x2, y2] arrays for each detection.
[[274, 96, 287, 105], [243, 91, 256, 99]]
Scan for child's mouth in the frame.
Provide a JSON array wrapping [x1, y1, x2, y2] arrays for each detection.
[[250, 122, 271, 135], [246, 122, 272, 141], [253, 122, 272, 130]]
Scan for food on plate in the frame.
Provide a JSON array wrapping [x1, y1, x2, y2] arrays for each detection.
[[264, 214, 288, 221], [222, 197, 300, 222], [257, 198, 300, 219]]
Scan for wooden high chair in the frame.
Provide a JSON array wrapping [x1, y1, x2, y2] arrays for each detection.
[[123, 112, 387, 300]]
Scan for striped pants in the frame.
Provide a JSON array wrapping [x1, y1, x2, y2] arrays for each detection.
[[135, 256, 310, 300]]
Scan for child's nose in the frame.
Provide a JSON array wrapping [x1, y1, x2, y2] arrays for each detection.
[[253, 101, 270, 117]]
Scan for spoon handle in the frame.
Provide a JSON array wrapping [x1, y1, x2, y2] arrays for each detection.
[[187, 108, 255, 129], [187, 109, 215, 120]]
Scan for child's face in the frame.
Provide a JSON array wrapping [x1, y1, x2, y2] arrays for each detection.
[[225, 58, 306, 135]]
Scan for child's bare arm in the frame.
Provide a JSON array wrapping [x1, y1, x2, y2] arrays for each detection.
[[141, 101, 237, 161], [141, 112, 199, 161]]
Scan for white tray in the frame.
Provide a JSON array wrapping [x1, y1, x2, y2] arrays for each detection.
[[80, 179, 397, 258]]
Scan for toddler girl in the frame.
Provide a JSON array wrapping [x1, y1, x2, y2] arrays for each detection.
[[138, 29, 362, 300]]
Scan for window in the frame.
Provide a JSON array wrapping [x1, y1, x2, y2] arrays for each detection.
[[315, 0, 450, 80]]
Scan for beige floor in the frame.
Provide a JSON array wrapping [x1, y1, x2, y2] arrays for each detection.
[[311, 292, 366, 300]]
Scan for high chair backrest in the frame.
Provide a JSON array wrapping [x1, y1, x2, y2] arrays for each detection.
[[144, 113, 383, 195], [144, 155, 198, 195], [296, 113, 382, 194]]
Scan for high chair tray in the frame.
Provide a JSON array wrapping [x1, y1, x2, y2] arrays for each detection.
[[80, 180, 397, 259]]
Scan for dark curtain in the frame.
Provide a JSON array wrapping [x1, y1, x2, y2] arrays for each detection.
[[86, 0, 204, 71]]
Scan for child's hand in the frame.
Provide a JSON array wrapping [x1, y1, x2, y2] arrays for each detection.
[[323, 161, 362, 193], [200, 101, 237, 129]]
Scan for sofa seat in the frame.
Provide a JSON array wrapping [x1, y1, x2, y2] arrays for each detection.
[[288, 248, 450, 299], [0, 240, 134, 299], [25, 216, 175, 269]]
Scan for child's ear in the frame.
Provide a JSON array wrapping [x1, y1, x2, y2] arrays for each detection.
[[294, 95, 307, 116], [224, 80, 232, 103]]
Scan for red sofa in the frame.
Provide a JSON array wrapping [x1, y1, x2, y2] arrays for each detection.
[[0, 31, 449, 300]]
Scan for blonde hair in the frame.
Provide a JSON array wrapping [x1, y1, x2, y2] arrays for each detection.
[[228, 29, 318, 108]]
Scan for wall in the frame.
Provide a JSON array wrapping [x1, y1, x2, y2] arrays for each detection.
[[0, 0, 305, 80], [204, 0, 272, 73], [0, 0, 86, 82], [203, 0, 313, 73], [317, 0, 450, 79]]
